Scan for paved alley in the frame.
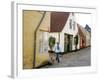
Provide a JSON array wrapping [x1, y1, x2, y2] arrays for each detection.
[[42, 47, 91, 68]]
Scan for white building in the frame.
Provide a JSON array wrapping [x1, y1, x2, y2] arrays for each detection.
[[49, 12, 79, 53]]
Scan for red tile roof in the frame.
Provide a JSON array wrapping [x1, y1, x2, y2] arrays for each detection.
[[50, 12, 70, 32]]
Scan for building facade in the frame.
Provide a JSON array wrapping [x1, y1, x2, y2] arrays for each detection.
[[49, 12, 79, 53], [77, 23, 91, 48], [23, 11, 50, 69]]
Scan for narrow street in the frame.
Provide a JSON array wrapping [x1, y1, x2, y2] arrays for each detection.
[[42, 47, 91, 68]]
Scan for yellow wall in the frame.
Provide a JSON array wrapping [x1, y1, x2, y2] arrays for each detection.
[[23, 11, 50, 69], [36, 12, 50, 67]]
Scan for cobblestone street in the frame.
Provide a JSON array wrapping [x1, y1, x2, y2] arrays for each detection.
[[42, 47, 91, 68]]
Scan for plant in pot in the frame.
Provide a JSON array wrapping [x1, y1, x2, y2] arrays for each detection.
[[48, 36, 56, 53], [74, 35, 78, 51]]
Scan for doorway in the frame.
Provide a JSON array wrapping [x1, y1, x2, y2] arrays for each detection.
[[64, 34, 73, 52]]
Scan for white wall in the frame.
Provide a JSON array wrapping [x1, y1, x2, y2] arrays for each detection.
[[62, 13, 77, 35], [61, 13, 79, 51], [49, 13, 80, 52], [59, 32, 64, 52]]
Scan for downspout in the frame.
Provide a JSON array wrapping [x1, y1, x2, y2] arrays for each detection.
[[33, 12, 46, 68], [58, 32, 60, 43]]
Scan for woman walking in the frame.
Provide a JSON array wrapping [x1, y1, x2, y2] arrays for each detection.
[[55, 42, 61, 63]]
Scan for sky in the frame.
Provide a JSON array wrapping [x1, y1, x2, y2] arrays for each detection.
[[75, 13, 92, 28]]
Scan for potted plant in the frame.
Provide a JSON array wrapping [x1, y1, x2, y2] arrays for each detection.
[[74, 35, 78, 51], [48, 36, 56, 53]]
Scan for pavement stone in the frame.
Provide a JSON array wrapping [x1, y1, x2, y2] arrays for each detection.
[[41, 47, 91, 68]]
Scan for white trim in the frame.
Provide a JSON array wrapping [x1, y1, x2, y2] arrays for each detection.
[[11, 1, 97, 78]]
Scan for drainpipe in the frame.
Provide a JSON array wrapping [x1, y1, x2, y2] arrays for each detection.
[[33, 12, 46, 68], [58, 32, 60, 43]]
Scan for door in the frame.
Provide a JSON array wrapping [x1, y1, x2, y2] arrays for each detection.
[[64, 34, 73, 52], [64, 34, 68, 52], [69, 35, 73, 51]]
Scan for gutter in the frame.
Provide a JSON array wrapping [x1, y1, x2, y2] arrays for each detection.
[[33, 12, 46, 68]]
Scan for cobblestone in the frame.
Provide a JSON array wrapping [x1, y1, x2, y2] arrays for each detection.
[[42, 47, 91, 68]]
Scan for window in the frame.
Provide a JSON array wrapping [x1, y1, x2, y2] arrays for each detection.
[[69, 19, 72, 29], [39, 32, 43, 53], [72, 12, 74, 16], [73, 22, 75, 30], [39, 31, 48, 53]]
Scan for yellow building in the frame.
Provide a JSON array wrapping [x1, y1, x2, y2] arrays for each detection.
[[23, 11, 50, 69]]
